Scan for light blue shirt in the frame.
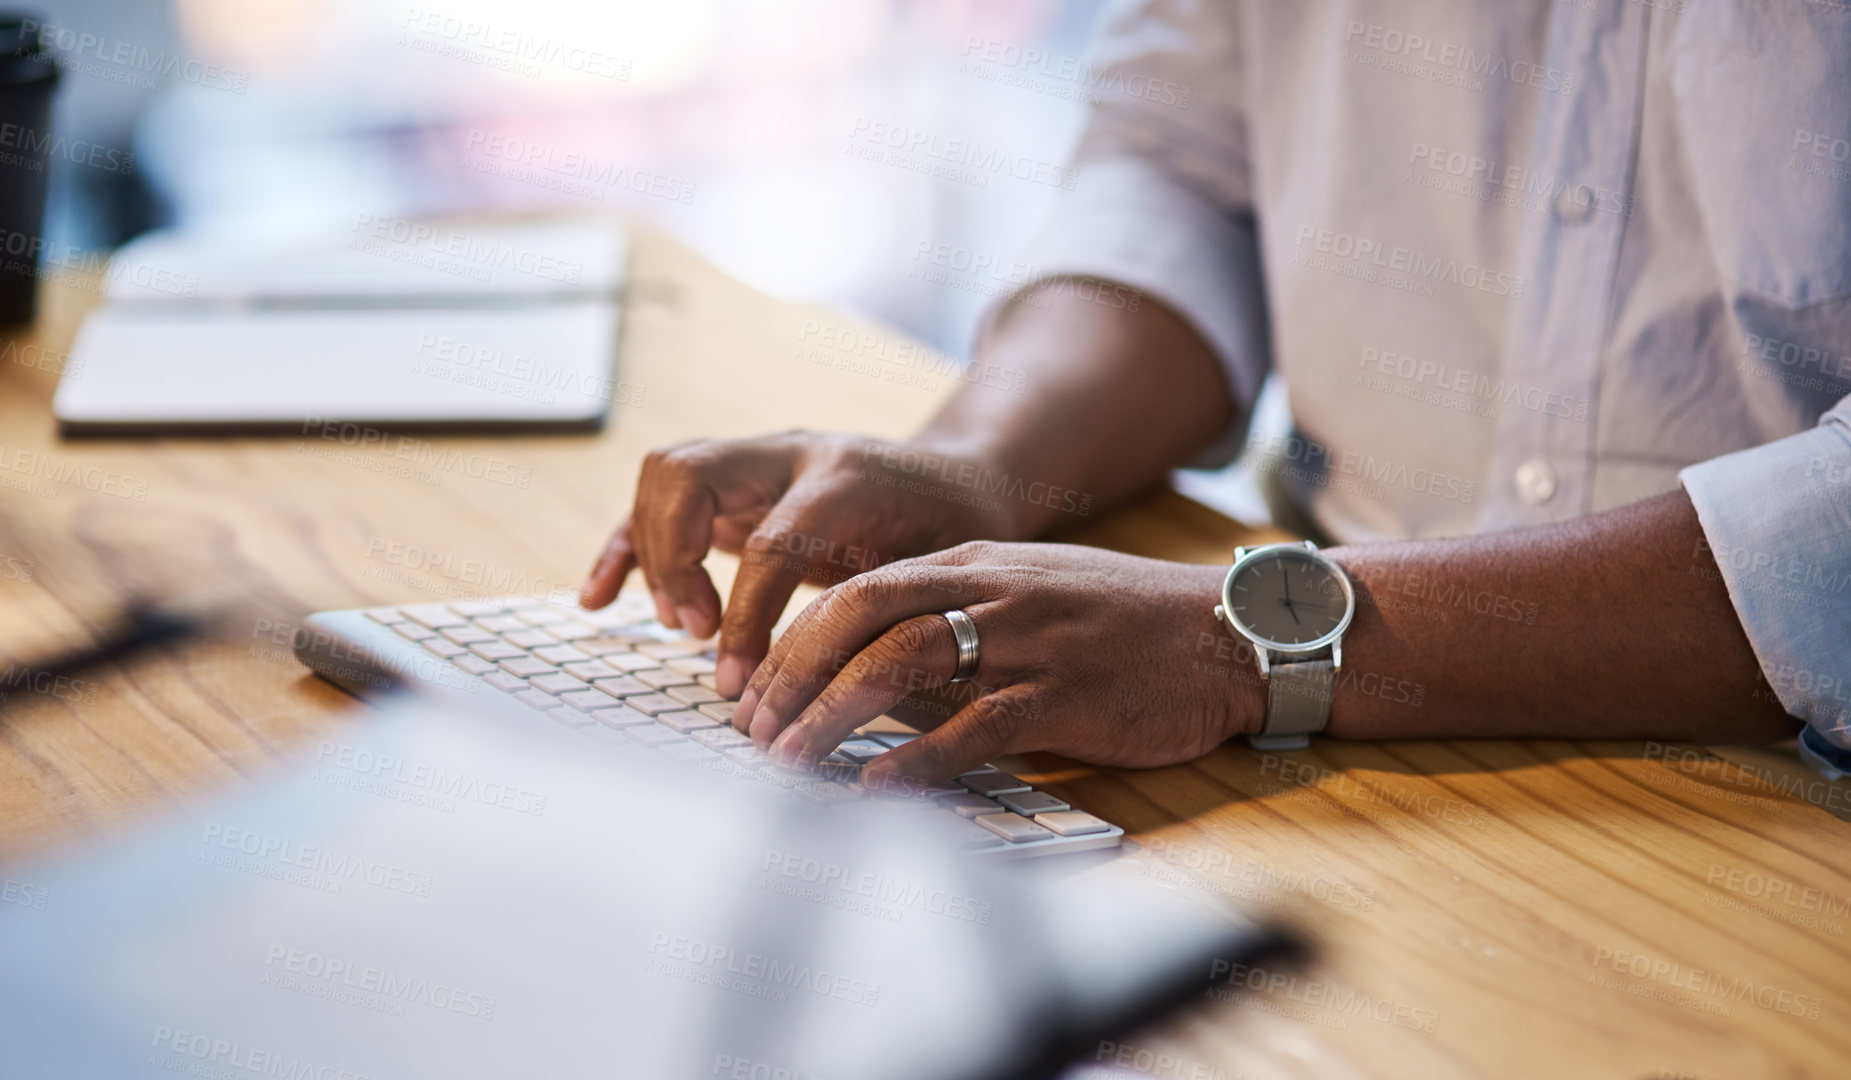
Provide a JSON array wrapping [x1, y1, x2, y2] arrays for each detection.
[[1008, 0, 1851, 763]]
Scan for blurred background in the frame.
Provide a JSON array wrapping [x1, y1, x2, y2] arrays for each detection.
[[39, 0, 1107, 357], [35, 0, 1270, 516]]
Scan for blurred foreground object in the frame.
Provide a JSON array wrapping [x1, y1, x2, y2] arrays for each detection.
[[0, 679, 1299, 1079]]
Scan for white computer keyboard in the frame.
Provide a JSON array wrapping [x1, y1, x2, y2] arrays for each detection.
[[295, 593, 1124, 859]]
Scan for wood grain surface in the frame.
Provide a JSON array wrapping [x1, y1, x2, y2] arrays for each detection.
[[0, 218, 1846, 1079]]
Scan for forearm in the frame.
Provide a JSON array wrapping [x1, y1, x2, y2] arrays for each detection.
[[914, 280, 1237, 539], [1318, 489, 1798, 743]]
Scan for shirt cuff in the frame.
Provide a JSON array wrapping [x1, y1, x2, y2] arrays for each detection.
[[1679, 399, 1851, 766], [985, 155, 1271, 468]]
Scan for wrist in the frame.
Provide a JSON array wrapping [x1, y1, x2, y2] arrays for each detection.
[[1173, 561, 1267, 743], [897, 432, 1055, 542]]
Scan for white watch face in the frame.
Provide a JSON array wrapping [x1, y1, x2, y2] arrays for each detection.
[[1225, 548, 1352, 649]]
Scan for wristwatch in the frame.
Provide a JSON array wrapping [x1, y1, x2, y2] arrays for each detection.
[[1213, 540, 1357, 751]]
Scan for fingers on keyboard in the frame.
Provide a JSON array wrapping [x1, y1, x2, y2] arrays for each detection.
[[357, 596, 1114, 856]]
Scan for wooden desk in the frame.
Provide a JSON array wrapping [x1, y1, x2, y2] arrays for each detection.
[[1, 223, 1846, 1079]]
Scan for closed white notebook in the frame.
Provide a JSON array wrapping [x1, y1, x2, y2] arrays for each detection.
[[54, 217, 627, 433]]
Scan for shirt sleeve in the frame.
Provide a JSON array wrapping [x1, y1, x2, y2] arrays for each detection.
[[1678, 394, 1851, 775], [984, 0, 1271, 467]]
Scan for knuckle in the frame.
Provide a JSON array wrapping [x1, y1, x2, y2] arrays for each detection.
[[889, 616, 941, 661], [655, 442, 716, 479], [835, 571, 893, 612]]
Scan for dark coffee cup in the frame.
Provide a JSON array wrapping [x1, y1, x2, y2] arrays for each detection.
[[0, 13, 59, 325]]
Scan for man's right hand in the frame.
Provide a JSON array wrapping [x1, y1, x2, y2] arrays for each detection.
[[579, 431, 1015, 697]]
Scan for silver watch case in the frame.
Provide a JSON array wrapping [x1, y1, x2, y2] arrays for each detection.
[[1212, 540, 1357, 679]]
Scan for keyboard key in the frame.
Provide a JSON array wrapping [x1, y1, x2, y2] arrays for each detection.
[[666, 684, 724, 707], [626, 725, 687, 748], [498, 657, 558, 678], [578, 638, 646, 657], [559, 690, 613, 712], [625, 694, 683, 716], [392, 623, 438, 641], [692, 727, 751, 750], [516, 607, 576, 625], [591, 706, 655, 729], [452, 655, 498, 676], [1033, 811, 1112, 837], [475, 615, 529, 633], [976, 813, 1053, 844], [422, 639, 468, 658], [696, 673, 721, 691], [545, 624, 598, 642], [468, 641, 525, 661], [658, 710, 719, 734], [637, 641, 705, 660], [834, 739, 889, 764], [483, 671, 528, 693], [592, 676, 652, 699], [601, 652, 657, 672], [514, 689, 558, 711], [529, 673, 588, 695], [440, 625, 498, 645], [696, 702, 739, 723], [868, 731, 920, 748], [581, 604, 650, 628], [364, 607, 404, 623], [961, 772, 1031, 798], [998, 790, 1069, 816], [941, 793, 1005, 818], [402, 603, 469, 629], [505, 629, 557, 649], [555, 663, 621, 681], [635, 668, 695, 689], [532, 644, 591, 665], [666, 656, 717, 676], [449, 600, 508, 617]]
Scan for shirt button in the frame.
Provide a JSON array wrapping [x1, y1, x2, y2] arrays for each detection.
[[1515, 458, 1557, 505], [1554, 185, 1594, 224]]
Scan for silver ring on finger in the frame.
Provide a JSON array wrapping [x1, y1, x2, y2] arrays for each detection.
[[943, 608, 980, 683]]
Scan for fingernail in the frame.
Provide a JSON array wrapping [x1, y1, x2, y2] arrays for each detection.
[[675, 605, 711, 639], [653, 590, 679, 628], [769, 724, 804, 764], [732, 687, 759, 732], [716, 654, 753, 699], [749, 706, 782, 748]]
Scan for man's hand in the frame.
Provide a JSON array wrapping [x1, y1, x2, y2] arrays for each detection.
[[579, 432, 1015, 697], [730, 542, 1259, 783]]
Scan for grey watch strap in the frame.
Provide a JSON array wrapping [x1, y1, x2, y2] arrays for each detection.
[[1247, 658, 1335, 751]]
